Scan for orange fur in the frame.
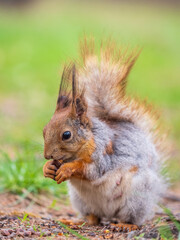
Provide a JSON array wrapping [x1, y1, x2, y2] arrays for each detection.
[[86, 214, 100, 225], [58, 219, 84, 226], [77, 137, 96, 164], [129, 166, 138, 173], [43, 160, 57, 180], [111, 223, 139, 231], [55, 160, 87, 184], [54, 137, 96, 184], [103, 141, 114, 155]]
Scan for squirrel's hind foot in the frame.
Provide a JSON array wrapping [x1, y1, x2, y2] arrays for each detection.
[[111, 223, 139, 232], [58, 214, 100, 227], [58, 218, 84, 226]]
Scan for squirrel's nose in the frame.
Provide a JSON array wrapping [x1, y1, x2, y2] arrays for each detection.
[[44, 153, 53, 160], [44, 144, 54, 159]]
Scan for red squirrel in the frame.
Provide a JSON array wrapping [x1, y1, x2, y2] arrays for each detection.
[[43, 39, 169, 230]]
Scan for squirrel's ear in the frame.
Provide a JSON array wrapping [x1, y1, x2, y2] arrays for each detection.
[[74, 96, 89, 126], [71, 65, 89, 126], [75, 95, 87, 114]]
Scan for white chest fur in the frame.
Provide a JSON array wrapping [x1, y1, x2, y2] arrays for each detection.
[[68, 168, 133, 219]]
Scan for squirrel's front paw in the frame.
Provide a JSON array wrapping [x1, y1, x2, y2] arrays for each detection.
[[43, 160, 57, 180], [55, 165, 73, 184]]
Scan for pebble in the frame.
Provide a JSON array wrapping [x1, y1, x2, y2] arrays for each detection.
[[127, 230, 138, 239], [110, 225, 116, 230], [101, 221, 110, 226], [175, 213, 180, 221], [42, 217, 51, 220], [1, 229, 10, 236], [41, 230, 51, 236], [24, 230, 32, 236], [0, 216, 8, 221], [144, 231, 158, 238], [71, 225, 80, 230], [9, 233, 16, 238], [0, 211, 179, 239], [67, 212, 75, 217], [45, 230, 51, 236], [88, 232, 96, 236], [17, 231, 24, 237], [8, 229, 13, 234], [52, 228, 60, 234], [18, 228, 24, 232], [29, 227, 36, 234]]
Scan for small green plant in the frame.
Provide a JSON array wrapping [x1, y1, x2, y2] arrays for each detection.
[[33, 225, 37, 232], [154, 216, 163, 224], [157, 205, 180, 240], [48, 199, 60, 210], [21, 213, 29, 223], [134, 233, 145, 239], [38, 226, 45, 237], [57, 221, 90, 240], [18, 213, 30, 227], [78, 222, 86, 228], [162, 206, 180, 232], [0, 148, 67, 196], [49, 199, 57, 208], [158, 224, 173, 240]]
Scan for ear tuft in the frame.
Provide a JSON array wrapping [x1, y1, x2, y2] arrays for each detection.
[[57, 64, 73, 110]]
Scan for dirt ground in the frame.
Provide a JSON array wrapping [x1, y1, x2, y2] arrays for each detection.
[[0, 187, 180, 240]]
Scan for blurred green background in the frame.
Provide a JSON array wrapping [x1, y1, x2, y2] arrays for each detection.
[[0, 0, 179, 196]]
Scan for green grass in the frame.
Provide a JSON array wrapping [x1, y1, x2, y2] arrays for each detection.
[[0, 145, 67, 195], [0, 1, 179, 195]]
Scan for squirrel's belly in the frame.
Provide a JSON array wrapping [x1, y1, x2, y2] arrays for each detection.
[[68, 169, 129, 218]]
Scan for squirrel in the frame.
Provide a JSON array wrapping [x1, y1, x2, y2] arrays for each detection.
[[43, 38, 169, 229]]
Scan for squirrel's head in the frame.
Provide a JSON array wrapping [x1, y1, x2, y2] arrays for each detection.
[[43, 65, 94, 163]]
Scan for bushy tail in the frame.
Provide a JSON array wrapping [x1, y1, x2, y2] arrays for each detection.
[[78, 38, 170, 162]]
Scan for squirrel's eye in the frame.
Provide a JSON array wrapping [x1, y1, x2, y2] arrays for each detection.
[[62, 131, 71, 141]]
